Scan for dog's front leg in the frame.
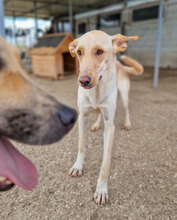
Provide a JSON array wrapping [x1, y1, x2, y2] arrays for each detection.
[[94, 110, 115, 205], [69, 112, 88, 177]]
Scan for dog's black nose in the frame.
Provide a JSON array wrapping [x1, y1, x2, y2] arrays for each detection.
[[58, 106, 77, 126], [79, 75, 91, 86]]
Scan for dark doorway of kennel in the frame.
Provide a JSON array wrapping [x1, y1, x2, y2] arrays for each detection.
[[63, 52, 76, 76]]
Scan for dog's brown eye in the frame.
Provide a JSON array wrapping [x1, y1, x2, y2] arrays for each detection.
[[77, 50, 82, 56], [96, 49, 104, 55]]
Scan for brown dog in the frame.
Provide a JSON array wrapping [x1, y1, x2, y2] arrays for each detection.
[[0, 37, 77, 191]]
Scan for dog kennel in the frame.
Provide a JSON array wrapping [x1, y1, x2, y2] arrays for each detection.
[[30, 33, 77, 79]]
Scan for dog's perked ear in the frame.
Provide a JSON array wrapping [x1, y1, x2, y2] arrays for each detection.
[[69, 39, 78, 57], [112, 34, 139, 53]]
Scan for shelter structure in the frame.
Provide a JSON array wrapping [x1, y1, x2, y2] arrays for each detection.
[[30, 33, 77, 79]]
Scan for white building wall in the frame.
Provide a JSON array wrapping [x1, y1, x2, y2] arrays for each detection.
[[89, 17, 97, 31], [99, 26, 121, 35], [126, 2, 177, 68]]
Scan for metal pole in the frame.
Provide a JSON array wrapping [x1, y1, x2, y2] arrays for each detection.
[[0, 0, 5, 38], [34, 0, 38, 40], [153, 0, 164, 88], [69, 0, 73, 35], [12, 12, 17, 45]]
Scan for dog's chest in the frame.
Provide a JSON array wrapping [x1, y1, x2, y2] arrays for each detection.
[[79, 75, 117, 112], [87, 85, 104, 110], [88, 97, 100, 111]]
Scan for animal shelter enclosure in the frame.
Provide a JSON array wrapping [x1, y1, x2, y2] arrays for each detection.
[[1, 0, 177, 218], [30, 33, 77, 79]]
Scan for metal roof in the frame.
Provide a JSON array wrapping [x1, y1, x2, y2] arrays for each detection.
[[4, 0, 125, 20]]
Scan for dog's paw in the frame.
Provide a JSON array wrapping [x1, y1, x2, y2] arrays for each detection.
[[90, 123, 100, 132], [94, 181, 108, 205], [69, 162, 83, 177], [124, 123, 132, 131]]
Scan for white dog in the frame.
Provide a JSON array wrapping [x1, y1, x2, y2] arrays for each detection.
[[69, 30, 143, 205]]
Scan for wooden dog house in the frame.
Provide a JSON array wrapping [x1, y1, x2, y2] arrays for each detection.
[[30, 33, 77, 79]]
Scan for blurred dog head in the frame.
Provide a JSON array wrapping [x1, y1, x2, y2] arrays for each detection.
[[0, 37, 77, 191]]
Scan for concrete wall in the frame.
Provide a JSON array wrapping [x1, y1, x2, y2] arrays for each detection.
[[75, 0, 177, 68]]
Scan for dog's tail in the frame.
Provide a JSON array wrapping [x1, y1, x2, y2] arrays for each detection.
[[120, 55, 144, 75]]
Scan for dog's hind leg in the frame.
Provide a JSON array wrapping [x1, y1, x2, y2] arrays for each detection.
[[117, 75, 132, 130], [90, 114, 102, 132], [69, 113, 88, 177]]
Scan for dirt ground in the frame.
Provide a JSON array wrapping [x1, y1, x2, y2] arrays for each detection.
[[0, 69, 177, 220]]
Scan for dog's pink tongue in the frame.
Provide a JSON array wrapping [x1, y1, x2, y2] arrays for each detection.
[[0, 138, 38, 190]]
